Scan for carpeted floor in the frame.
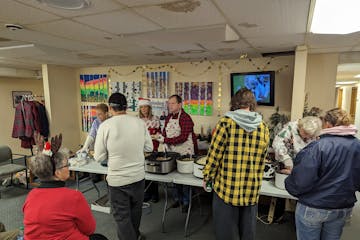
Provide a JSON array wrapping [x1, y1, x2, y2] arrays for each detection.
[[0, 179, 359, 240]]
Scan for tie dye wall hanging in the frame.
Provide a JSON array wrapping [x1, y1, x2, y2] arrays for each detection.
[[175, 82, 213, 116], [81, 104, 97, 132], [80, 74, 108, 102], [110, 81, 142, 111], [146, 72, 169, 99]]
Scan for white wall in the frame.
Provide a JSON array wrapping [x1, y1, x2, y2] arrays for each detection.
[[305, 53, 339, 112], [341, 86, 352, 112]]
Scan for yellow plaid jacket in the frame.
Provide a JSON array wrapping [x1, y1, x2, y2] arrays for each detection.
[[203, 116, 269, 206]]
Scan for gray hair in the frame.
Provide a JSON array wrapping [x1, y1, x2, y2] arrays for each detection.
[[29, 151, 66, 181], [298, 116, 322, 137]]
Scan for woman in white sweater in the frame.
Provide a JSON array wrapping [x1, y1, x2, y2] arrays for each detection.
[[94, 93, 153, 240]]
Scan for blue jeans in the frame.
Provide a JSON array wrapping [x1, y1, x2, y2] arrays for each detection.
[[173, 184, 190, 205], [295, 202, 352, 240]]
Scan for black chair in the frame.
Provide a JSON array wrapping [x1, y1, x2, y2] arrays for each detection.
[[0, 145, 28, 198]]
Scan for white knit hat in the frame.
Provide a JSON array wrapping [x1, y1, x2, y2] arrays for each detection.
[[138, 98, 151, 107]]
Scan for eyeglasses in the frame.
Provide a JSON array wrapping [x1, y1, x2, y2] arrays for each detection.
[[56, 162, 70, 170]]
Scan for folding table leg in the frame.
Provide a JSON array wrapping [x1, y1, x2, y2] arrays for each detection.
[[91, 180, 100, 198], [267, 197, 278, 223], [184, 186, 193, 237], [161, 183, 168, 233], [75, 172, 79, 190]]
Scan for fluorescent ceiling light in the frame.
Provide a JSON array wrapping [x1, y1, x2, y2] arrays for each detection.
[[336, 81, 358, 85], [354, 74, 360, 78], [310, 0, 360, 34], [0, 44, 35, 51]]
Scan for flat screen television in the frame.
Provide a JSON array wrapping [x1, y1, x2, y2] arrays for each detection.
[[230, 71, 275, 106]]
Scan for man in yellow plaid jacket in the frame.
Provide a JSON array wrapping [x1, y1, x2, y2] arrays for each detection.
[[203, 88, 269, 240]]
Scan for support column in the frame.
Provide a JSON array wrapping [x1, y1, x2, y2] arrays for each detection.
[[291, 45, 308, 120], [355, 83, 360, 139], [42, 64, 80, 151]]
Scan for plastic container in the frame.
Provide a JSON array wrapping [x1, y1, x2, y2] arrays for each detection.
[[193, 162, 204, 178], [176, 159, 194, 173], [274, 172, 288, 190], [193, 156, 206, 178]]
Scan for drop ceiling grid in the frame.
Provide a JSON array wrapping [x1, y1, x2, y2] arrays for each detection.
[[198, 38, 250, 51], [14, 0, 126, 18], [77, 48, 129, 57], [28, 19, 120, 46], [74, 10, 163, 35], [0, 59, 41, 70], [246, 34, 304, 50], [132, 0, 226, 29], [126, 27, 227, 49], [0, 29, 99, 52], [0, 0, 60, 25], [114, 0, 177, 7], [213, 0, 310, 39], [307, 33, 360, 49]]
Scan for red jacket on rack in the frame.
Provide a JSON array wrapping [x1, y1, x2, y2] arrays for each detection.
[[12, 101, 46, 148]]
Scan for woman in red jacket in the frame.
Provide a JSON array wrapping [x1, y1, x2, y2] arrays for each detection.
[[23, 132, 107, 240]]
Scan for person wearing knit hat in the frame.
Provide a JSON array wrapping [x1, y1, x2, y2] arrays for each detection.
[[138, 98, 161, 203], [138, 98, 161, 149], [138, 98, 151, 108]]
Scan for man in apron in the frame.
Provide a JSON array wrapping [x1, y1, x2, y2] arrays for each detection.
[[157, 94, 198, 212]]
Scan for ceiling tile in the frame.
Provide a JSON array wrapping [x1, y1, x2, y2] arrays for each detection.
[[115, 45, 160, 55], [78, 48, 128, 57], [0, 46, 48, 58], [309, 47, 354, 54], [74, 10, 162, 34], [28, 54, 94, 65], [214, 0, 310, 38], [0, 29, 99, 51], [134, 0, 225, 28], [200, 41, 250, 52], [307, 33, 360, 49], [247, 34, 304, 49], [151, 43, 205, 52], [0, 58, 41, 70], [16, 0, 124, 18], [29, 19, 116, 46], [127, 26, 225, 46], [115, 0, 175, 7], [0, 0, 60, 24]]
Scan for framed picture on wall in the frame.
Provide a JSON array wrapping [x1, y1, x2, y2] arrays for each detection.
[[12, 91, 32, 108]]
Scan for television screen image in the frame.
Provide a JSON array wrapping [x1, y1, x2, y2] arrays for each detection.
[[231, 71, 275, 106]]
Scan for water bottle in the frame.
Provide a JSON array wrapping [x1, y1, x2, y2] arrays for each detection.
[[17, 226, 24, 240]]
